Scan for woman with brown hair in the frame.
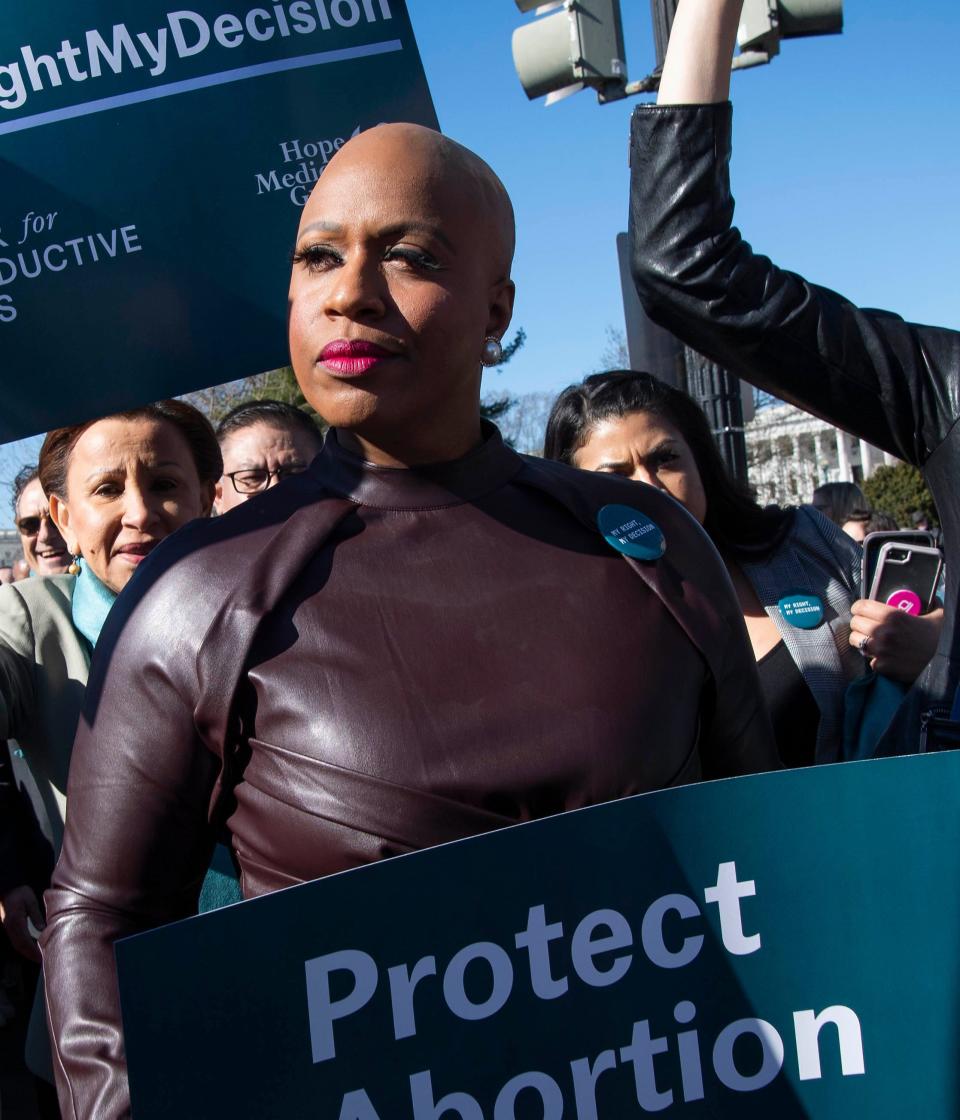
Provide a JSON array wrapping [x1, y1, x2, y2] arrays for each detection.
[[0, 400, 219, 1083]]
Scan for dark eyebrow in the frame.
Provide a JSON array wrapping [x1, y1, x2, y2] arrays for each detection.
[[594, 439, 677, 473], [299, 220, 456, 255], [84, 461, 185, 483]]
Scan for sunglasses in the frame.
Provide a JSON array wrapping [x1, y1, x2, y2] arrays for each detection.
[[16, 511, 53, 536]]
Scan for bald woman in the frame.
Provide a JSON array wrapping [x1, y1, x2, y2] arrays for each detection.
[[42, 125, 777, 1118]]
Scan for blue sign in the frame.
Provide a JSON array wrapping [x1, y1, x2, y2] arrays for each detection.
[[0, 1, 437, 441], [118, 753, 960, 1117]]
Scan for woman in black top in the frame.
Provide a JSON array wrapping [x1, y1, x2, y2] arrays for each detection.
[[545, 370, 856, 766], [545, 370, 942, 765], [628, 0, 960, 752]]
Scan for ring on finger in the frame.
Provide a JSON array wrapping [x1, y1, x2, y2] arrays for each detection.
[[858, 633, 872, 657]]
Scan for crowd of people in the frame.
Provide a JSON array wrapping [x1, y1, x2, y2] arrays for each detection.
[[0, 0, 956, 1116]]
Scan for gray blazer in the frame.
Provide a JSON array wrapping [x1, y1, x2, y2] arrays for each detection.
[[0, 574, 90, 854], [742, 507, 863, 764]]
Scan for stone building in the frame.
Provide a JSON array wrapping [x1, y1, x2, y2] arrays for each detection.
[[745, 402, 897, 507]]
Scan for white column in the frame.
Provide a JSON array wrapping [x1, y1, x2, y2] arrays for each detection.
[[836, 429, 852, 482], [859, 439, 873, 480], [883, 451, 899, 467]]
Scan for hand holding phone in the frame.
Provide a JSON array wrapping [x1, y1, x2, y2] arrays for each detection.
[[868, 542, 942, 615], [861, 529, 935, 598]]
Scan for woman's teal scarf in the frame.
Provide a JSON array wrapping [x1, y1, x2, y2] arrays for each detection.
[[70, 559, 117, 648]]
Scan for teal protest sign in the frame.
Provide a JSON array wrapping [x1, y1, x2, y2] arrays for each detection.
[[0, 1, 437, 442], [117, 752, 960, 1118]]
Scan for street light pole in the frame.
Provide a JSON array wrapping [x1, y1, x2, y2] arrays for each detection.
[[649, 0, 680, 71], [684, 349, 749, 486]]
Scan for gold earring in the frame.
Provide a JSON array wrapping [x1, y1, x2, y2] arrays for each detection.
[[68, 554, 81, 576]]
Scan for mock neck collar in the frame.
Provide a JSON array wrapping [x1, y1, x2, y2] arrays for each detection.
[[312, 421, 524, 510]]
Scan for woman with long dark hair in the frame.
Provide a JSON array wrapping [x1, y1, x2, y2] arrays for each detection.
[[544, 369, 932, 767], [628, 0, 959, 757]]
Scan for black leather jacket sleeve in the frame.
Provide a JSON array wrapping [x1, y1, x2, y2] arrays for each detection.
[[629, 102, 960, 467]]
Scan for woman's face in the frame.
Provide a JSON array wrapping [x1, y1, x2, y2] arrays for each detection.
[[50, 416, 214, 594], [573, 410, 709, 525], [842, 518, 868, 542], [287, 128, 514, 454]]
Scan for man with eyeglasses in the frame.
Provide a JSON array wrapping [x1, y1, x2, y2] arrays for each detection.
[[12, 465, 70, 576], [213, 399, 323, 515]]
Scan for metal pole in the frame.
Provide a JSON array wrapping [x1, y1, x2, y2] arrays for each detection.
[[684, 348, 749, 486], [649, 0, 681, 71]]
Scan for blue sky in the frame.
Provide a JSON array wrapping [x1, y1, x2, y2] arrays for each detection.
[[2, 2, 958, 518], [407, 0, 960, 398]]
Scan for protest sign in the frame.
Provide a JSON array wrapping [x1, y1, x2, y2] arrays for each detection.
[[0, 1, 437, 441], [117, 751, 960, 1118]]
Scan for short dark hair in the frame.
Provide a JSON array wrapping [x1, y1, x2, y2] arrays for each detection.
[[39, 400, 222, 500], [864, 511, 899, 534], [811, 482, 870, 527], [543, 370, 791, 557], [215, 399, 322, 449], [11, 464, 38, 520]]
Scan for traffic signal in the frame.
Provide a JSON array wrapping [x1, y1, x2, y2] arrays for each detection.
[[737, 0, 842, 59], [511, 0, 628, 105]]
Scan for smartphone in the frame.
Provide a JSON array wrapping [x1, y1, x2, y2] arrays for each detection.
[[868, 543, 943, 615], [861, 530, 935, 598]]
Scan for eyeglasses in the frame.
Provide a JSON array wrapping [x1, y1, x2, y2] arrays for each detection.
[[16, 511, 53, 536], [225, 465, 308, 495]]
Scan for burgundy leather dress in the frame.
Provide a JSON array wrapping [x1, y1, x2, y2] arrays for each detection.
[[41, 424, 776, 1118]]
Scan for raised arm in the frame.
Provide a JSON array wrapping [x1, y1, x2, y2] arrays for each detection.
[[630, 1, 960, 466], [656, 0, 741, 104]]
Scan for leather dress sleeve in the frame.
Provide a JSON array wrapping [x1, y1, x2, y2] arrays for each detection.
[[655, 530, 780, 780], [518, 456, 779, 778], [40, 571, 221, 1120], [628, 102, 960, 467]]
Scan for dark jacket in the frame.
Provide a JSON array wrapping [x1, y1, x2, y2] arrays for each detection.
[[42, 425, 777, 1119], [629, 101, 960, 754]]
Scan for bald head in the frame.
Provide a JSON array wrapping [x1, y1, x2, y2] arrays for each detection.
[[303, 123, 516, 280]]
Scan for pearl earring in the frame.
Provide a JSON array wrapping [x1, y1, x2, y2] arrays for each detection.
[[480, 336, 503, 367], [68, 554, 81, 576]]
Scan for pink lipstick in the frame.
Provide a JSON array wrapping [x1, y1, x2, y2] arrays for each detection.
[[319, 339, 398, 376]]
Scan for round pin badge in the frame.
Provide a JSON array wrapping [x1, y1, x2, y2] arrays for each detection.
[[597, 504, 666, 561], [885, 588, 922, 616], [777, 593, 825, 630]]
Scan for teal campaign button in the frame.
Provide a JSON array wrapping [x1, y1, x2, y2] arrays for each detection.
[[597, 504, 666, 561], [778, 593, 824, 629]]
